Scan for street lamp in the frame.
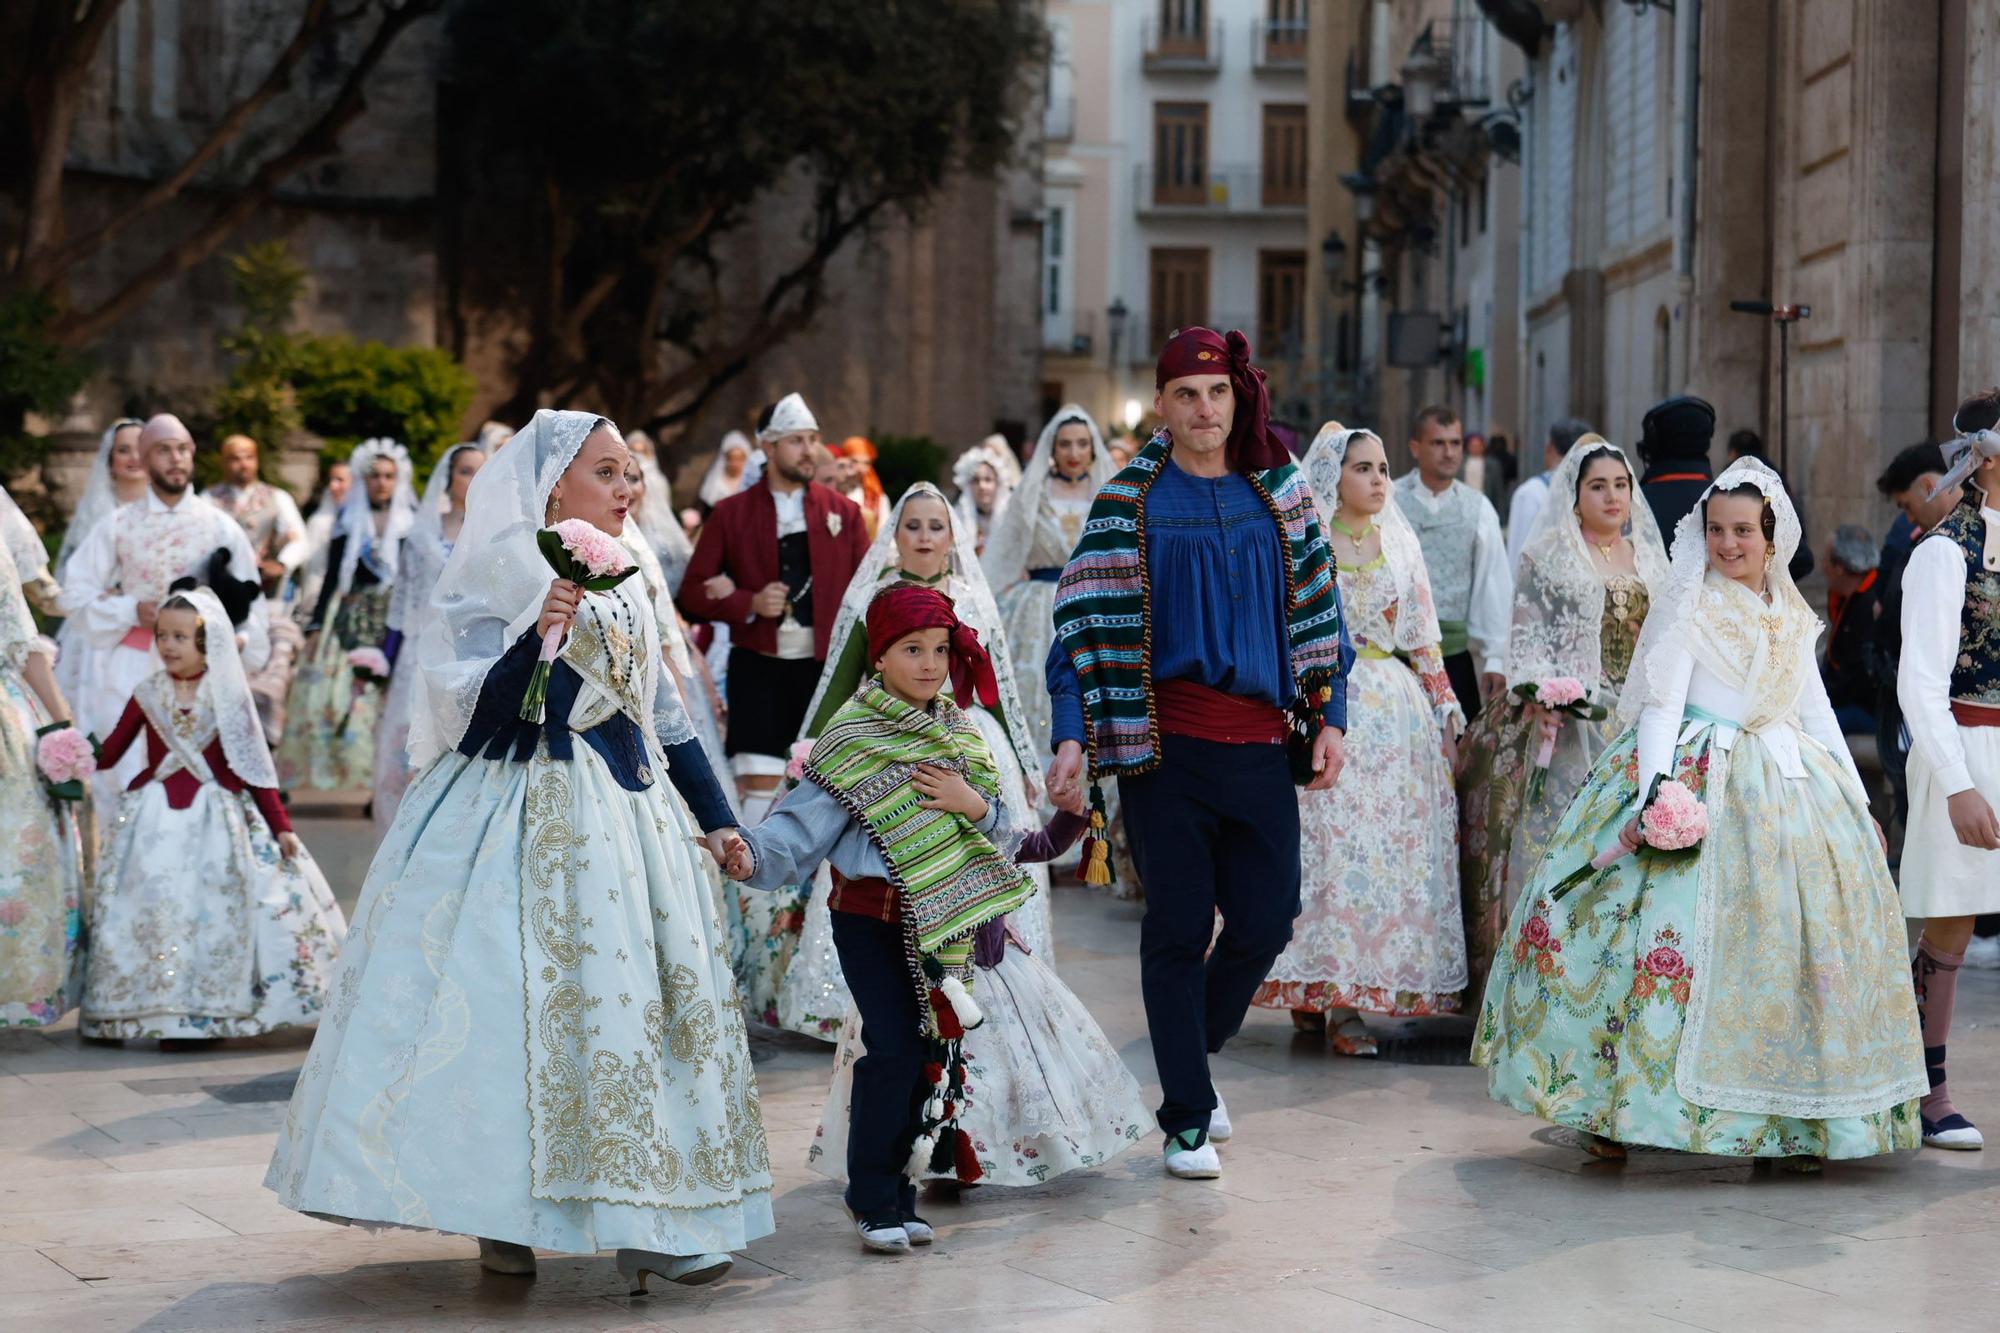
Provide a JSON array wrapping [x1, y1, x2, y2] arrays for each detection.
[[1321, 229, 1348, 289], [1402, 48, 1443, 120], [1107, 297, 1131, 434]]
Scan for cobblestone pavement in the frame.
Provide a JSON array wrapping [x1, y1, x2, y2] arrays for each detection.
[[3, 806, 1997, 1331]]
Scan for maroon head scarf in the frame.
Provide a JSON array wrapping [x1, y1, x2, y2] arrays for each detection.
[[1153, 326, 1290, 472], [865, 584, 1000, 709]]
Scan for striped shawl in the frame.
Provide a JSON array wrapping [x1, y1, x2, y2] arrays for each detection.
[[1050, 428, 1346, 778]]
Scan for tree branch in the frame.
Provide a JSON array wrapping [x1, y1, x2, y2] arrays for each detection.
[[15, 0, 128, 283], [41, 0, 348, 279], [51, 0, 440, 347]]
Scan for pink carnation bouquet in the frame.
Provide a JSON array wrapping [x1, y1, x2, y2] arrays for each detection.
[[1511, 676, 1609, 803], [348, 646, 392, 683], [35, 721, 98, 802], [520, 518, 638, 723], [1549, 774, 1708, 901]]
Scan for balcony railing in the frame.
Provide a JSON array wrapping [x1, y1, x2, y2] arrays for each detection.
[[1142, 19, 1223, 73], [1044, 94, 1075, 143], [1253, 19, 1308, 72], [1133, 162, 1309, 216]]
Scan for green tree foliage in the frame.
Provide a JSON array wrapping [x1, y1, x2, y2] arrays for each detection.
[[447, 0, 1044, 444], [212, 243, 474, 478], [871, 434, 950, 508], [0, 292, 91, 483]]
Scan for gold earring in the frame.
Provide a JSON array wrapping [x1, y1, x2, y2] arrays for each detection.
[[551, 493, 561, 522]]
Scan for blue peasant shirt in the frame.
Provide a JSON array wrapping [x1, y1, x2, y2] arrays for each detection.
[[1045, 457, 1350, 746]]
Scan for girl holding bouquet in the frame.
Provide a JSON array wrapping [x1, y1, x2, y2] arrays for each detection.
[[281, 438, 418, 791], [1456, 436, 1669, 995], [0, 538, 88, 1027], [268, 410, 771, 1291], [1474, 460, 1925, 1167], [79, 587, 346, 1045], [1252, 426, 1465, 1053]]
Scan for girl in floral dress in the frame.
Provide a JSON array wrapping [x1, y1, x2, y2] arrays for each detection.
[[0, 539, 87, 1027], [1474, 460, 1925, 1166], [80, 587, 345, 1046], [280, 438, 416, 791], [1253, 426, 1466, 1053], [372, 442, 483, 834], [1455, 436, 1668, 995]]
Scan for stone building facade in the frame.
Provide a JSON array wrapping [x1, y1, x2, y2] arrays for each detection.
[[32, 0, 1044, 500], [1309, 0, 2000, 546]]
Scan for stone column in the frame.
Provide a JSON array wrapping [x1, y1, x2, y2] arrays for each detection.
[[1954, 0, 2000, 394]]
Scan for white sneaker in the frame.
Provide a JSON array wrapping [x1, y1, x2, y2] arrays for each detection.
[[1963, 935, 2000, 970], [1207, 1094, 1232, 1143], [1163, 1134, 1222, 1180], [856, 1220, 913, 1254], [902, 1216, 936, 1246]]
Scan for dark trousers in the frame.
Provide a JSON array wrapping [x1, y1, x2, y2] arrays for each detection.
[[1120, 734, 1302, 1138], [830, 910, 925, 1224], [1444, 651, 1483, 722], [723, 647, 822, 759]]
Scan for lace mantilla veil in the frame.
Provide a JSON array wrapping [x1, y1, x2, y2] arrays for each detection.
[[1616, 457, 1811, 731], [332, 438, 419, 596], [802, 481, 1042, 781], [169, 585, 280, 789], [409, 409, 690, 769], [1507, 434, 1670, 692], [1302, 425, 1442, 655], [55, 418, 143, 578], [980, 404, 1116, 595]]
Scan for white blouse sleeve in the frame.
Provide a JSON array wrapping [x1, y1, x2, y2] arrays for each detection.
[[1898, 536, 1973, 795], [1797, 641, 1869, 802], [1469, 496, 1514, 675], [1632, 639, 1695, 811]]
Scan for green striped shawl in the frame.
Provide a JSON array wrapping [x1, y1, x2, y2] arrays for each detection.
[[1050, 428, 1347, 777], [805, 679, 1031, 957]]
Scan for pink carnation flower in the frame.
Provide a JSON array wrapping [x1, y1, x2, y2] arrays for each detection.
[[1641, 779, 1708, 850], [37, 727, 96, 784], [1537, 676, 1586, 708], [348, 646, 392, 679], [550, 517, 629, 579], [786, 738, 814, 782]]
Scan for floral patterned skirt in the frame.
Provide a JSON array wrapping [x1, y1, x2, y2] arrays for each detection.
[[0, 668, 86, 1027], [1253, 654, 1466, 1017], [1473, 724, 1924, 1159], [1455, 698, 1609, 999], [278, 587, 389, 792]]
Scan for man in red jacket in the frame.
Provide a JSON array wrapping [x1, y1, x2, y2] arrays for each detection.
[[679, 392, 870, 819]]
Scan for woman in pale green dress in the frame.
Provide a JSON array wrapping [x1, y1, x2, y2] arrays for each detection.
[[1474, 459, 1925, 1167]]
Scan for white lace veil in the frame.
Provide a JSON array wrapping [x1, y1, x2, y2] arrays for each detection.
[[628, 449, 693, 589], [333, 438, 418, 595], [951, 436, 1021, 539], [56, 418, 143, 577], [1617, 457, 1811, 729], [805, 481, 1042, 778], [409, 409, 610, 768], [169, 584, 279, 788], [700, 430, 754, 508], [408, 443, 482, 558], [981, 404, 1114, 594], [1507, 435, 1670, 690], [1303, 425, 1442, 654]]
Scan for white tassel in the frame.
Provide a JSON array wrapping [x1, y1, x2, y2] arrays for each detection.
[[906, 1133, 939, 1180], [940, 974, 984, 1030]]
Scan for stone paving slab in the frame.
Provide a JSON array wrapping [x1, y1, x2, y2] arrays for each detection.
[[2, 811, 1995, 1331]]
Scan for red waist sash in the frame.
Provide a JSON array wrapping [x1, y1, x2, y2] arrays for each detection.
[[1155, 677, 1287, 745]]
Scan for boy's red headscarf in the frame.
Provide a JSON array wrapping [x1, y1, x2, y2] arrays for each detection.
[[1154, 326, 1290, 472], [866, 584, 999, 708]]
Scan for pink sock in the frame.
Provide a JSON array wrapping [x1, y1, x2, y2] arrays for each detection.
[[1914, 939, 1967, 1124]]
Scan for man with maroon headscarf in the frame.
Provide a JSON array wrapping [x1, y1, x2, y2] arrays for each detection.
[[1044, 327, 1352, 1180]]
